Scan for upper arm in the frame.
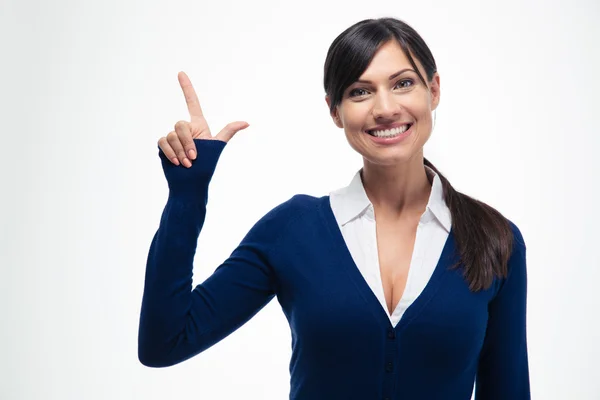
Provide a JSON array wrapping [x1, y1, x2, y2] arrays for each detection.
[[184, 208, 287, 351], [139, 194, 299, 367], [475, 221, 530, 399]]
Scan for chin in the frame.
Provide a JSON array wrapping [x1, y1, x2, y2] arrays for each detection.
[[361, 149, 416, 166]]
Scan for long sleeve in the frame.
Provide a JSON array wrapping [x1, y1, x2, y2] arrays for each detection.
[[475, 222, 530, 399], [138, 138, 285, 368]]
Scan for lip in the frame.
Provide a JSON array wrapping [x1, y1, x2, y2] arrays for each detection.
[[365, 121, 413, 134], [364, 123, 414, 145]]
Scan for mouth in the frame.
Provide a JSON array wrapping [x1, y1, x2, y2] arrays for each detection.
[[365, 123, 413, 138]]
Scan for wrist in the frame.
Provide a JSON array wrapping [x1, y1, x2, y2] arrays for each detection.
[[158, 139, 227, 197]]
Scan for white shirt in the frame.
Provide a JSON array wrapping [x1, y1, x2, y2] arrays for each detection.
[[328, 165, 453, 327]]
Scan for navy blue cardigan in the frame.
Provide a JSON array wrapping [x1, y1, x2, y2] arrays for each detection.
[[138, 139, 530, 399]]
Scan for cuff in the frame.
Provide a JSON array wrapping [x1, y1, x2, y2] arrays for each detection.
[[158, 138, 227, 198]]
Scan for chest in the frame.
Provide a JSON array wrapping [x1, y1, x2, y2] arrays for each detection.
[[276, 215, 495, 375], [375, 218, 419, 314]]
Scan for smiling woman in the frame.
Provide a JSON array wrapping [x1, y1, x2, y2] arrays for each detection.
[[325, 19, 517, 294], [139, 16, 530, 400]]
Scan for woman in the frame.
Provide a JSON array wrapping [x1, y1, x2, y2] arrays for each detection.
[[138, 17, 530, 400]]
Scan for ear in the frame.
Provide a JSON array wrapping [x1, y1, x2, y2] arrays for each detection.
[[429, 73, 441, 111], [325, 95, 343, 128]]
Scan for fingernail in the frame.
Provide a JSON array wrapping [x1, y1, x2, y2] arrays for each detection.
[[171, 157, 180, 166], [188, 149, 196, 159], [184, 158, 191, 168]]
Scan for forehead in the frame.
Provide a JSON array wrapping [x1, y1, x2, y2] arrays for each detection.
[[358, 40, 417, 79]]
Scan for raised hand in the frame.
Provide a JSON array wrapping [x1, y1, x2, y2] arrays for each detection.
[[157, 71, 249, 168]]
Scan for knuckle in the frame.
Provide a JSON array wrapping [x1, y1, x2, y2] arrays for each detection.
[[167, 131, 178, 140], [174, 120, 188, 130]]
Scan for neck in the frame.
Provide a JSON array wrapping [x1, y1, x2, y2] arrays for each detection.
[[361, 152, 432, 220]]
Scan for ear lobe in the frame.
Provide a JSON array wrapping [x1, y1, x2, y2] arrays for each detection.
[[432, 91, 440, 110], [326, 95, 343, 128], [332, 112, 343, 128], [430, 74, 441, 110]]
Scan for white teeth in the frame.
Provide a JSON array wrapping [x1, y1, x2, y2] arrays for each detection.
[[370, 124, 410, 137]]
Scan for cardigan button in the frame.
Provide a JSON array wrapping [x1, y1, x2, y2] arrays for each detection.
[[385, 361, 393, 372], [387, 330, 396, 339]]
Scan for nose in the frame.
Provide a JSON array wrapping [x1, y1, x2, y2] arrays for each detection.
[[372, 91, 402, 120]]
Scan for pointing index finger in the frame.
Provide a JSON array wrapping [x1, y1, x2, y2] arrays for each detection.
[[178, 71, 203, 118]]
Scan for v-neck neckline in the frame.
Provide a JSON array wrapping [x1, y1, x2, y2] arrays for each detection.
[[318, 195, 459, 332]]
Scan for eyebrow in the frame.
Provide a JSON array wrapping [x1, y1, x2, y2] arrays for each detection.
[[355, 68, 415, 84]]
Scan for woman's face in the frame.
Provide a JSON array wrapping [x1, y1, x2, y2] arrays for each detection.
[[327, 40, 440, 167]]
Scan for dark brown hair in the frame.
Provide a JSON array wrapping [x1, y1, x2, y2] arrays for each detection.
[[323, 17, 514, 291]]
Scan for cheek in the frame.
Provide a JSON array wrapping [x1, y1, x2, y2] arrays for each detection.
[[404, 94, 431, 116], [341, 104, 369, 128]]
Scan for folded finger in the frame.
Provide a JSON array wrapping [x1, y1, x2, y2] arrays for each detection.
[[158, 136, 180, 166], [174, 120, 197, 160], [167, 131, 191, 168]]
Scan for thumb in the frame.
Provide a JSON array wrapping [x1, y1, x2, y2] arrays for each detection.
[[215, 121, 250, 143]]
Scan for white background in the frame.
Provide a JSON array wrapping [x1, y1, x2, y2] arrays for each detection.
[[1, 0, 599, 399]]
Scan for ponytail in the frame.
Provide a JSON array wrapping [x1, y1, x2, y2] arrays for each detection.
[[424, 157, 514, 291]]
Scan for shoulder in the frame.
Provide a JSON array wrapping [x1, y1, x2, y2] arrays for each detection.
[[500, 218, 527, 288], [484, 217, 529, 305], [254, 193, 324, 233], [506, 218, 527, 258], [287, 193, 325, 213], [243, 194, 325, 260], [272, 193, 323, 211]]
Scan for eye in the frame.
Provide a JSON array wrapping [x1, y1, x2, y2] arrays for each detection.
[[348, 88, 369, 98], [395, 79, 414, 89]]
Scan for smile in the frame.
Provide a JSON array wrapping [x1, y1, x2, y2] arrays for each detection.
[[364, 123, 414, 144], [366, 123, 412, 138]]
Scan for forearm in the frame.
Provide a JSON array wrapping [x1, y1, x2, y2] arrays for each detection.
[[138, 139, 224, 367], [138, 193, 206, 367]]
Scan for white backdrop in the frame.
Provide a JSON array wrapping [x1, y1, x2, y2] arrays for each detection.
[[1, 0, 599, 399]]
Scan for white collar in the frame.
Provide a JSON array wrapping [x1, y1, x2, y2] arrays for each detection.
[[329, 165, 452, 232]]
